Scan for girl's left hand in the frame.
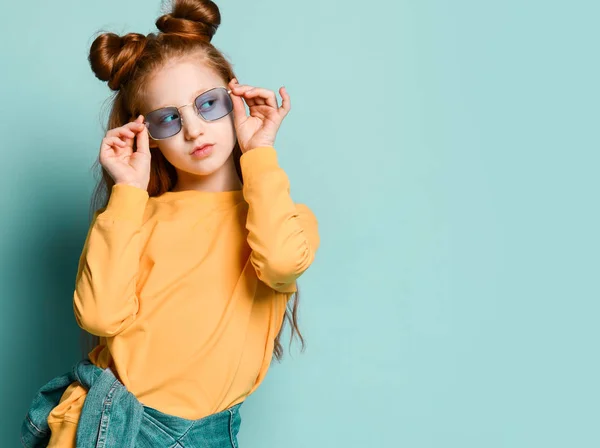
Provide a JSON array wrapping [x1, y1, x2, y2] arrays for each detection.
[[228, 78, 290, 153]]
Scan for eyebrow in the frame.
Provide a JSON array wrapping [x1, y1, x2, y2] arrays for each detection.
[[152, 86, 224, 110]]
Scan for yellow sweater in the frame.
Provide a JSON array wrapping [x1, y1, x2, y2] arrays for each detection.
[[46, 146, 320, 446]]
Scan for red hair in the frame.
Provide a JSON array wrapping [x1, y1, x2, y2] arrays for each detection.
[[81, 0, 304, 362]]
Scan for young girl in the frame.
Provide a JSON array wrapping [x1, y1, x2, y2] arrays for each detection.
[[21, 0, 319, 446]]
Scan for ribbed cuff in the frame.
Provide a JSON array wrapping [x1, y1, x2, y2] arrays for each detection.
[[239, 146, 280, 184], [100, 184, 149, 225]]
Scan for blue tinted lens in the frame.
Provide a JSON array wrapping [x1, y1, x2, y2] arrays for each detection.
[[146, 107, 181, 139], [195, 87, 233, 121]]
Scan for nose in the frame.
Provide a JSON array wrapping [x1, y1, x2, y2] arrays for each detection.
[[180, 104, 205, 140]]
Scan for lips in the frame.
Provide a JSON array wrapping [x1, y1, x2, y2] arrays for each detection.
[[191, 143, 214, 154]]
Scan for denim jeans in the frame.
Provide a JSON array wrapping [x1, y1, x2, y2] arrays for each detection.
[[137, 402, 242, 447], [21, 358, 243, 447]]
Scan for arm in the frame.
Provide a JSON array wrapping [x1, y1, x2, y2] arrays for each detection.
[[73, 183, 149, 337], [240, 146, 320, 293]]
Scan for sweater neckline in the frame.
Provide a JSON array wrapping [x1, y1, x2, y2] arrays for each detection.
[[152, 188, 244, 204]]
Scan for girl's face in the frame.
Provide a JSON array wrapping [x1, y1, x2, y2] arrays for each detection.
[[142, 58, 238, 186]]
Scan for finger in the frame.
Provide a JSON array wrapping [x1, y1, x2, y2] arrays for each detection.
[[230, 84, 255, 94], [229, 89, 248, 129], [279, 86, 291, 118], [101, 136, 127, 153], [106, 127, 138, 150], [122, 115, 145, 147], [241, 88, 278, 108], [107, 127, 136, 140], [135, 117, 151, 156], [107, 119, 144, 136]]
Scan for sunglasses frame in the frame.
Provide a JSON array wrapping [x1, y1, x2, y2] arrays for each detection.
[[143, 86, 233, 140]]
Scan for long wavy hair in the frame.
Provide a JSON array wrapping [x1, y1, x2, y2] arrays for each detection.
[[80, 0, 304, 362]]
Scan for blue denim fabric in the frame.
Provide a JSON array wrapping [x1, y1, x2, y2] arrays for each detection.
[[21, 359, 243, 447]]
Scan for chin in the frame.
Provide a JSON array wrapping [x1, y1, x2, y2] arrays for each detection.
[[184, 155, 230, 176], [188, 164, 224, 176]]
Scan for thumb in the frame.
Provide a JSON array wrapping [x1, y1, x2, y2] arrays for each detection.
[[230, 91, 247, 129], [135, 119, 151, 156]]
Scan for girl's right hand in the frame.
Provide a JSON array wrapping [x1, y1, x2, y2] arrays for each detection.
[[99, 114, 151, 191]]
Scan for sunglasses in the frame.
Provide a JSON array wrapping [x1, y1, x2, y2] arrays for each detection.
[[143, 86, 234, 140]]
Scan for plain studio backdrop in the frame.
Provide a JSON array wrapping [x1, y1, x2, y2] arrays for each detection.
[[1, 0, 598, 446]]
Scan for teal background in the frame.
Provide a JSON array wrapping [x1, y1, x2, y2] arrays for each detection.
[[1, 0, 598, 446]]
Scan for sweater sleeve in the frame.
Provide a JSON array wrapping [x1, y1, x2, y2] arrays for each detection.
[[73, 183, 149, 337], [240, 146, 320, 293]]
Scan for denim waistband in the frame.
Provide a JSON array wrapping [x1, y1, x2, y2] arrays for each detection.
[[21, 359, 243, 448]]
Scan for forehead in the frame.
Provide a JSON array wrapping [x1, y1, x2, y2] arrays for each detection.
[[144, 58, 225, 110]]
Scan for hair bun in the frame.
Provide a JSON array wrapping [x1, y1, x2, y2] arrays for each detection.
[[155, 0, 221, 41], [89, 32, 148, 91]]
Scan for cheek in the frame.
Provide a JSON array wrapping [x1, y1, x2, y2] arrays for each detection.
[[155, 139, 187, 164], [156, 141, 178, 156], [215, 121, 237, 145]]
